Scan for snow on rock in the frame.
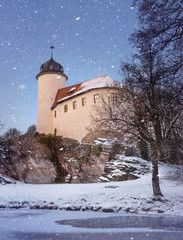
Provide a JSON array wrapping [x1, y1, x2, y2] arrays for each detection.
[[94, 137, 117, 147], [99, 155, 150, 182], [0, 174, 16, 185]]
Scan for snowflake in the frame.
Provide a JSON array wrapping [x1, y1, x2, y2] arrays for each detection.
[[18, 84, 26, 89]]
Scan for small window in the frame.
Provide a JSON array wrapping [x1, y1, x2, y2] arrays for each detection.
[[73, 101, 77, 109], [54, 128, 57, 136], [64, 104, 68, 112], [82, 98, 86, 106], [94, 94, 99, 103], [111, 93, 117, 102], [54, 110, 57, 118]]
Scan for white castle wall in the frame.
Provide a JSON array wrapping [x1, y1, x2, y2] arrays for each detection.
[[52, 88, 115, 142], [37, 73, 67, 134]]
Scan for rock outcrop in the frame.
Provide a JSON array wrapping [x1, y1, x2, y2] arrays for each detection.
[[0, 135, 57, 183], [0, 134, 110, 184], [0, 134, 150, 184]]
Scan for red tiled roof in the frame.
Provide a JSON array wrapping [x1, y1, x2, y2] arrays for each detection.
[[51, 75, 114, 109]]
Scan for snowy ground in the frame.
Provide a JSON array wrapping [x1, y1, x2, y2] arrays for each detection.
[[0, 156, 183, 216]]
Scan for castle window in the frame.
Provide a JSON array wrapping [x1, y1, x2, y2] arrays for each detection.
[[111, 93, 117, 102], [54, 128, 57, 136], [54, 110, 57, 118], [94, 94, 99, 103], [82, 97, 86, 106], [64, 104, 68, 112], [73, 101, 77, 109]]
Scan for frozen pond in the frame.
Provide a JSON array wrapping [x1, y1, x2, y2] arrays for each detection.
[[1, 209, 183, 240]]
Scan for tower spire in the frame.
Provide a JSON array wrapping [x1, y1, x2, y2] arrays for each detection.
[[50, 45, 55, 58]]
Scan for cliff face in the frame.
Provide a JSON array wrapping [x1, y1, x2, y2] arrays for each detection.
[[0, 134, 148, 184], [60, 143, 109, 183], [0, 134, 110, 184], [0, 135, 57, 183], [34, 135, 111, 183]]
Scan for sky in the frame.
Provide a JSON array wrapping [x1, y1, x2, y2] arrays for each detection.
[[0, 0, 137, 134]]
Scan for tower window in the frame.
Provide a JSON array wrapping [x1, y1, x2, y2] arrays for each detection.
[[54, 110, 57, 118], [94, 94, 99, 103], [73, 101, 77, 109], [111, 93, 117, 102], [82, 98, 86, 106], [64, 104, 68, 112]]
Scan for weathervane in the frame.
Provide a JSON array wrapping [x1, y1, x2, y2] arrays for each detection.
[[50, 45, 55, 58]]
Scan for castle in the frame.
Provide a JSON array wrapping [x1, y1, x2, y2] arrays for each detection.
[[36, 55, 115, 142]]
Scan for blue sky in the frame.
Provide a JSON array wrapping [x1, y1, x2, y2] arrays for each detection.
[[0, 0, 137, 134]]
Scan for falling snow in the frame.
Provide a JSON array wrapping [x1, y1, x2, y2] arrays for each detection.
[[75, 16, 80, 21], [0, 0, 136, 134]]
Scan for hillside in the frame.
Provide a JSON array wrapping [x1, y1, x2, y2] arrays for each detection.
[[0, 134, 144, 184], [0, 157, 183, 216], [1, 134, 183, 215]]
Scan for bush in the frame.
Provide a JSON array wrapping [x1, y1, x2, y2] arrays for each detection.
[[91, 145, 102, 157]]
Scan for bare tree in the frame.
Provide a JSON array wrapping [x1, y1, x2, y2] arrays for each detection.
[[92, 0, 183, 196], [0, 122, 4, 132], [0, 122, 5, 137], [26, 124, 36, 134], [131, 0, 183, 79], [4, 128, 21, 139], [93, 54, 183, 196]]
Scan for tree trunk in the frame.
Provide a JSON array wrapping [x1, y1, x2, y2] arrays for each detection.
[[151, 145, 163, 197]]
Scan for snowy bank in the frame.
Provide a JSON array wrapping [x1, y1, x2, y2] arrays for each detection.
[[0, 156, 183, 216]]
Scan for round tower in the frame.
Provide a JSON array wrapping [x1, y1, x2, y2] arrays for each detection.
[[36, 55, 68, 134]]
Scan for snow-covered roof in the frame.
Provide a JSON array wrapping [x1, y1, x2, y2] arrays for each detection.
[[52, 75, 115, 109]]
